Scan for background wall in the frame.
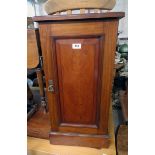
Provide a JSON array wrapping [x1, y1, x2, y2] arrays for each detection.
[[112, 0, 128, 38], [27, 0, 128, 38]]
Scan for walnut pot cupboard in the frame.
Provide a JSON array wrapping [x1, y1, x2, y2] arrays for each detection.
[[33, 12, 125, 148]]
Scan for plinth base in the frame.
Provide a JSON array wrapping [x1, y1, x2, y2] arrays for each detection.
[[49, 132, 110, 148]]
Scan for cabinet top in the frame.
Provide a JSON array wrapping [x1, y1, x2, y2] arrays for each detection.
[[33, 12, 125, 22]]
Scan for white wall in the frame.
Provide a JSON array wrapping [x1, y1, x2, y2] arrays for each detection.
[[27, 1, 47, 17], [27, 1, 35, 17], [27, 0, 128, 38], [112, 0, 128, 38]]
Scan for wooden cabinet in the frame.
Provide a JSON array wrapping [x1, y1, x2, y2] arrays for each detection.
[[33, 12, 124, 148]]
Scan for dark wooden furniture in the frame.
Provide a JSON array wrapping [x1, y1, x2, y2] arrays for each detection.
[[27, 28, 50, 138], [27, 29, 40, 69], [119, 90, 128, 122], [116, 91, 128, 155], [27, 29, 40, 120], [27, 28, 47, 111], [27, 107, 51, 139], [33, 12, 125, 148], [116, 124, 128, 155]]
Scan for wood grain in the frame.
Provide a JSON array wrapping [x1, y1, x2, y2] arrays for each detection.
[[27, 29, 39, 69], [44, 0, 116, 15], [36, 12, 124, 148], [119, 90, 128, 122], [55, 38, 100, 125], [33, 12, 125, 22], [28, 103, 116, 154], [67, 10, 72, 15], [27, 107, 51, 139], [80, 9, 85, 14], [36, 69, 44, 97], [49, 132, 110, 148], [116, 125, 128, 155], [39, 24, 59, 131]]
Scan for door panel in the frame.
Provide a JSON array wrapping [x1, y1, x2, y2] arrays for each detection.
[[55, 38, 100, 126]]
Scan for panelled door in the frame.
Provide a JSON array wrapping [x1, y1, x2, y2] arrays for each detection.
[[50, 36, 104, 134]]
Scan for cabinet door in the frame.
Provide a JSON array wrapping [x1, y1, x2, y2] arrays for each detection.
[[51, 36, 104, 134], [56, 38, 100, 124]]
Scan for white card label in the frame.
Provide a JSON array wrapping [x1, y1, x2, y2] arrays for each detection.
[[72, 43, 81, 49]]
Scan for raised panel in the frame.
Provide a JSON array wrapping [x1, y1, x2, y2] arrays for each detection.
[[55, 37, 101, 126]]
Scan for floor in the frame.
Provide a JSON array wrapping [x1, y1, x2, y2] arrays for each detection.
[[112, 88, 124, 133], [28, 87, 127, 155], [28, 100, 116, 155], [27, 88, 51, 139], [112, 88, 128, 155]]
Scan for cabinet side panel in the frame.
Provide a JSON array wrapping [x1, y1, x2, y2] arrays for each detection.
[[99, 20, 119, 134]]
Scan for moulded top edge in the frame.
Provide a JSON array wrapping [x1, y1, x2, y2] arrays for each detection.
[[32, 12, 125, 22]]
